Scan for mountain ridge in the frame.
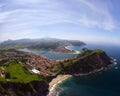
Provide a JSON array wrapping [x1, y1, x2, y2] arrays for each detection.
[[0, 38, 85, 52]]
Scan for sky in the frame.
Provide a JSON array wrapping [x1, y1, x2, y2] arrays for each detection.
[[0, 0, 120, 45]]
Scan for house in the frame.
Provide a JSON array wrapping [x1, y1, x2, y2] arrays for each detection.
[[31, 69, 40, 74]]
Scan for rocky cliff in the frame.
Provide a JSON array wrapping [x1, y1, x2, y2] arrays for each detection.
[[0, 81, 49, 96]]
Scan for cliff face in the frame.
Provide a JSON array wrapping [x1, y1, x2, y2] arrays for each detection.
[[0, 81, 49, 96]]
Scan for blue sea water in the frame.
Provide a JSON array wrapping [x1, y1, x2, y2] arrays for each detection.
[[58, 44, 120, 96]]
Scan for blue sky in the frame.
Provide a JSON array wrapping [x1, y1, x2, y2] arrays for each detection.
[[0, 0, 119, 45]]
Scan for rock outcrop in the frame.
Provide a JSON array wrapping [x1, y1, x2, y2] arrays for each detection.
[[0, 81, 49, 96]]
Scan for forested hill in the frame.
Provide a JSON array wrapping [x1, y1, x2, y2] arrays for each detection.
[[50, 49, 112, 75]]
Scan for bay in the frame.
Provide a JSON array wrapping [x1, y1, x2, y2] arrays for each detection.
[[19, 48, 77, 60], [58, 44, 120, 96]]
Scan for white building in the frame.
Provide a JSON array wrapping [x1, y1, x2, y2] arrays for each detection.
[[31, 69, 40, 74]]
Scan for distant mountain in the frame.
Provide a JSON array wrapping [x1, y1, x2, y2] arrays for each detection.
[[0, 38, 85, 50]]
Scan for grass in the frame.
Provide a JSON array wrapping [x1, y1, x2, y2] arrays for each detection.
[[92, 49, 104, 53], [0, 60, 41, 83], [0, 77, 6, 82]]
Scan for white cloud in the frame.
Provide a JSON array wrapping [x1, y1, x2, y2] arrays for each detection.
[[76, 0, 116, 30]]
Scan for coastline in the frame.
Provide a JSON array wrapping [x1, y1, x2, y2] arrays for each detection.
[[48, 75, 72, 92], [73, 67, 104, 76], [47, 63, 117, 96], [47, 68, 104, 96], [48, 57, 116, 92], [47, 64, 114, 95]]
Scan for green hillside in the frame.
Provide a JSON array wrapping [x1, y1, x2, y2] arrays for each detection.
[[50, 49, 111, 74], [0, 60, 41, 83]]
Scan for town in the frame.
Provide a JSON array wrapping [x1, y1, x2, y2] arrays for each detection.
[[0, 49, 57, 77]]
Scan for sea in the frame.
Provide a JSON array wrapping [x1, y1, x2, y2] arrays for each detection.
[[19, 43, 120, 96]]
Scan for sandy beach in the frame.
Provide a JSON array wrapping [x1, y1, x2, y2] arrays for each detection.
[[65, 46, 80, 54], [48, 75, 72, 91], [74, 50, 81, 54]]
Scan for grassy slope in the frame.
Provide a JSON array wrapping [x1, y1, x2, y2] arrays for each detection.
[[0, 60, 41, 83]]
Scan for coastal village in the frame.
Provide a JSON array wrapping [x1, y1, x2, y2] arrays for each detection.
[[0, 47, 80, 79], [0, 44, 79, 80], [24, 53, 56, 75], [0, 49, 57, 77]]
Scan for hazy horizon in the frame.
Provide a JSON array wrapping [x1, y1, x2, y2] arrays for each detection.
[[0, 0, 120, 45]]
